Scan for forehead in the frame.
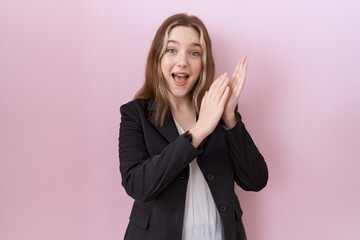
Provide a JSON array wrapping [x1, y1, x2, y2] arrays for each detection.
[[168, 26, 200, 45]]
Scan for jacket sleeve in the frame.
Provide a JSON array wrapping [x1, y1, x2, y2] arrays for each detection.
[[222, 111, 268, 191], [118, 102, 202, 202]]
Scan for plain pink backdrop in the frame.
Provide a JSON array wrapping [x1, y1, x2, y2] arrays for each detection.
[[1, 0, 359, 239]]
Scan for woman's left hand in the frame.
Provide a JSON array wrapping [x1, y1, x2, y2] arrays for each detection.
[[222, 56, 248, 128]]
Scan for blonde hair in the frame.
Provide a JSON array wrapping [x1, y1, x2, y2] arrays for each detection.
[[134, 13, 215, 126]]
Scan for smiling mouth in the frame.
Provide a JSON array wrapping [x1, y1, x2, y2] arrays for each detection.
[[172, 73, 189, 86]]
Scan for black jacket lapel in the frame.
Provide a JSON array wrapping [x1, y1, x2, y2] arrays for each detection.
[[146, 100, 179, 143], [145, 99, 211, 147]]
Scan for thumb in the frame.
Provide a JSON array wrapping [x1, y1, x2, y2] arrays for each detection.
[[219, 87, 230, 108]]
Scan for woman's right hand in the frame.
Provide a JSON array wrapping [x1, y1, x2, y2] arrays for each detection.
[[189, 73, 230, 148]]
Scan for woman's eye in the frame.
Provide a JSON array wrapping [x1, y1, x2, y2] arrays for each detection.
[[190, 51, 200, 57], [167, 48, 176, 53]]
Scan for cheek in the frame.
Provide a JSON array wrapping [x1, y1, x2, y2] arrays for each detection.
[[160, 56, 171, 74], [160, 58, 166, 75], [193, 60, 202, 77]]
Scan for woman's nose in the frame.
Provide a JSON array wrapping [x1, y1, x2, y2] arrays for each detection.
[[176, 52, 188, 68]]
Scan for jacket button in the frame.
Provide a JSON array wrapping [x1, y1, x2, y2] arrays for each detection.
[[171, 209, 181, 214], [178, 176, 185, 180], [219, 205, 227, 212], [207, 173, 215, 181]]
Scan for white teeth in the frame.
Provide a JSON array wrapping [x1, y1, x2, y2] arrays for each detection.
[[174, 74, 188, 77]]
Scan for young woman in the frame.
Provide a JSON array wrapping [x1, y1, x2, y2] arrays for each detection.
[[118, 13, 268, 240]]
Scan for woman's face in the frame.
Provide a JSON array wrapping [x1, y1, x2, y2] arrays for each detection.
[[160, 26, 202, 101]]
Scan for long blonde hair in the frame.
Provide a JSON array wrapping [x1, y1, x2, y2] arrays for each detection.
[[134, 13, 215, 126]]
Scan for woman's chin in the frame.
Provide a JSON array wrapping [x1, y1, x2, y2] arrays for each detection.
[[169, 90, 190, 99]]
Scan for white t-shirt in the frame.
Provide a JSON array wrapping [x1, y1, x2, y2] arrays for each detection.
[[173, 119, 224, 240]]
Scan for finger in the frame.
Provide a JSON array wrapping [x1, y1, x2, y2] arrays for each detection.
[[216, 74, 229, 94], [217, 72, 227, 81], [228, 71, 236, 89], [218, 76, 229, 95], [213, 76, 229, 102], [233, 67, 247, 97], [224, 71, 234, 90], [239, 61, 248, 85], [234, 58, 248, 85], [209, 72, 227, 96], [200, 91, 208, 107], [219, 86, 230, 108], [203, 90, 209, 100], [231, 59, 242, 81], [233, 78, 244, 98], [241, 56, 247, 68], [232, 57, 246, 83], [210, 73, 225, 91], [216, 73, 225, 81], [238, 56, 247, 72]]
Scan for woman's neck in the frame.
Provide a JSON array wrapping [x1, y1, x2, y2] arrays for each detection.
[[168, 95, 194, 113], [168, 95, 197, 131]]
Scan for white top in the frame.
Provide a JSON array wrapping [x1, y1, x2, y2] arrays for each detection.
[[173, 119, 224, 240]]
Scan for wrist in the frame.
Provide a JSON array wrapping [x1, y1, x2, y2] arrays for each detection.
[[189, 123, 208, 148], [222, 112, 236, 129]]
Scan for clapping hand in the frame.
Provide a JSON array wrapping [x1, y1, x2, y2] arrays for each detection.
[[222, 56, 248, 128], [189, 73, 229, 148], [189, 57, 248, 147]]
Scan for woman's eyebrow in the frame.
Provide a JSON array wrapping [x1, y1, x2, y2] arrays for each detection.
[[168, 40, 179, 45], [168, 40, 201, 48]]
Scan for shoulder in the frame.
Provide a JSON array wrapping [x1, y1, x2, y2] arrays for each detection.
[[120, 98, 154, 118], [120, 98, 153, 112]]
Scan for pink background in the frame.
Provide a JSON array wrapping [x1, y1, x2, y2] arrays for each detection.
[[1, 0, 359, 239]]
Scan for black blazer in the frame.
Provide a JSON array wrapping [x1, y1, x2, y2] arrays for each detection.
[[118, 99, 268, 240]]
